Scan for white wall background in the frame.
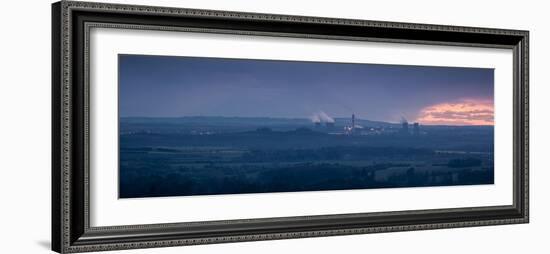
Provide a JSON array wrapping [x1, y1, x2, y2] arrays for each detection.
[[0, 0, 547, 253]]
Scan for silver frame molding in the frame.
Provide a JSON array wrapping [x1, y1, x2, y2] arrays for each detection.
[[52, 1, 529, 253]]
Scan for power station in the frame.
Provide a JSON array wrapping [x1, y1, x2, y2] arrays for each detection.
[[312, 112, 420, 136], [413, 122, 420, 135]]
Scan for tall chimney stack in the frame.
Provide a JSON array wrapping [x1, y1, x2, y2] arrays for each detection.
[[352, 114, 355, 130]]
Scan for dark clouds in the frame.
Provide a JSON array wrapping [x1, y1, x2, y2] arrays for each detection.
[[119, 54, 494, 123]]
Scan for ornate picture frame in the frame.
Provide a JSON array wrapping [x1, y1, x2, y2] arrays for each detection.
[[52, 1, 529, 253]]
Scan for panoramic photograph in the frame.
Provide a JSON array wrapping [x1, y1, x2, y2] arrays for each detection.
[[118, 54, 495, 198]]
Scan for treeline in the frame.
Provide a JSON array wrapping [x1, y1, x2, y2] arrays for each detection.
[[119, 162, 494, 198], [239, 147, 434, 162], [447, 158, 482, 168]]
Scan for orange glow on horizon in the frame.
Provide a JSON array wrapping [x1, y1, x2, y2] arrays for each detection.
[[416, 99, 494, 126]]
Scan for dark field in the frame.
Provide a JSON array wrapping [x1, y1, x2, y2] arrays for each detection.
[[119, 117, 494, 198]]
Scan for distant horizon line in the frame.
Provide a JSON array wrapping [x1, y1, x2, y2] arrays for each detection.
[[119, 115, 494, 127]]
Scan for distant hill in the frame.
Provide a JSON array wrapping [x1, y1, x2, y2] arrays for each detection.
[[121, 116, 398, 127], [333, 117, 398, 128], [121, 116, 312, 126]]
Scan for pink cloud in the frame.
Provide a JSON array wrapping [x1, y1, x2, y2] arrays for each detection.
[[416, 99, 494, 126]]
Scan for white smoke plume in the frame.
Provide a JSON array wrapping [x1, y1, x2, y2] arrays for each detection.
[[311, 111, 335, 123], [310, 114, 321, 123]]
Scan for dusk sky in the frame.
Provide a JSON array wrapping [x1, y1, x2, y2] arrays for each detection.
[[119, 54, 494, 125]]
